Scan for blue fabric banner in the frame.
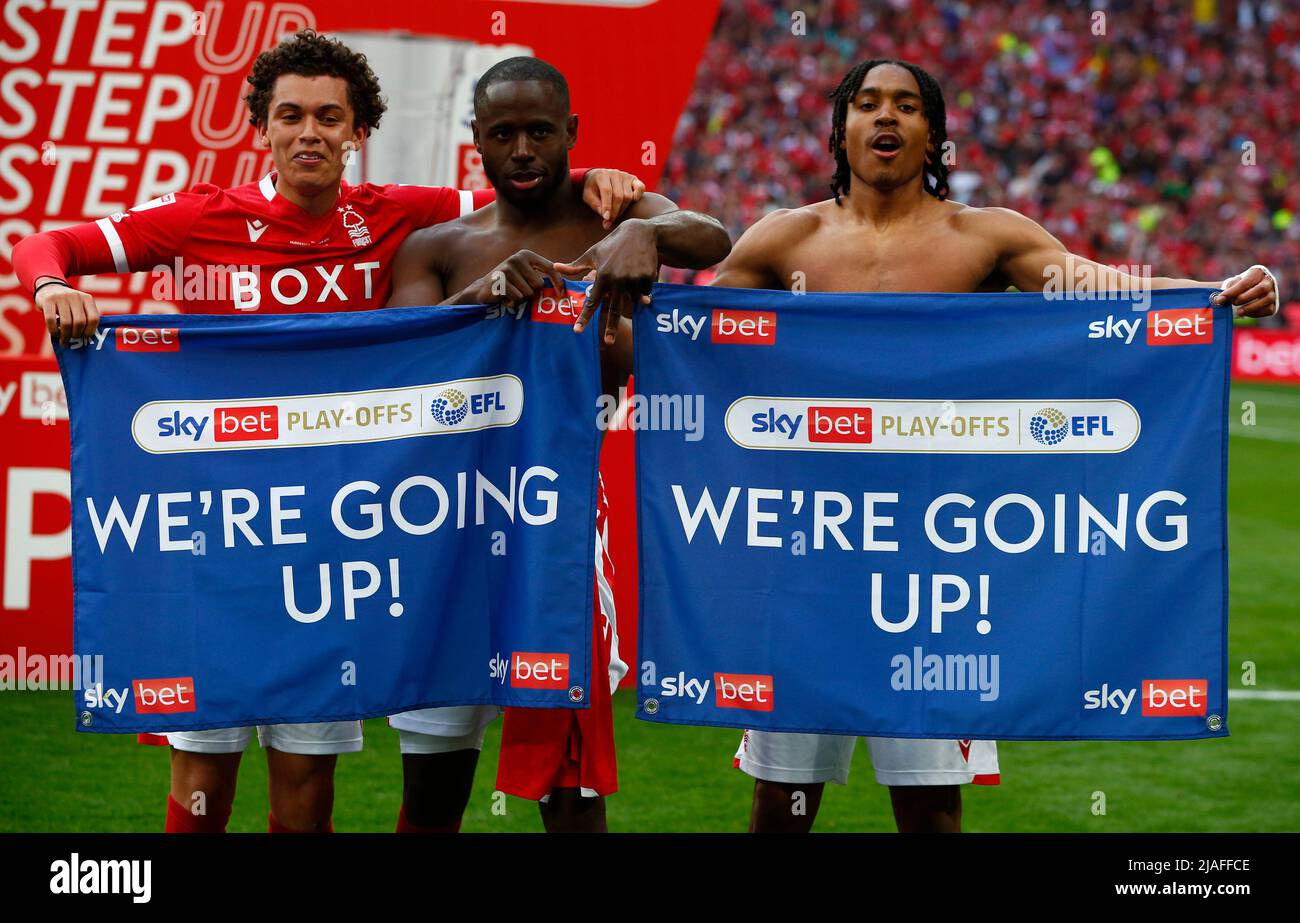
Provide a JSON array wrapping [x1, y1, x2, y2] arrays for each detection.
[[59, 304, 600, 733], [633, 285, 1230, 740]]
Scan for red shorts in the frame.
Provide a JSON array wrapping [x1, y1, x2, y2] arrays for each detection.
[[496, 608, 617, 800]]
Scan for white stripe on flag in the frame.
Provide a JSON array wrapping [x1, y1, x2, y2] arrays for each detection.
[[95, 217, 129, 273]]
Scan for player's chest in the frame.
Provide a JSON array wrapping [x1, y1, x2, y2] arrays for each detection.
[[778, 226, 999, 293], [443, 225, 604, 292], [175, 210, 409, 313]]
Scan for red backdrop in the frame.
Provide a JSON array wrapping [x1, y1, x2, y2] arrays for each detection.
[[0, 1, 722, 682]]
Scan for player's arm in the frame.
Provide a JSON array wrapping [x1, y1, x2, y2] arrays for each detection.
[[14, 192, 206, 345], [385, 226, 451, 308], [986, 206, 1281, 317], [555, 192, 731, 342]]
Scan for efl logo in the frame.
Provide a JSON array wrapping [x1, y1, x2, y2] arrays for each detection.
[[1141, 679, 1208, 716], [117, 327, 179, 352], [1147, 308, 1213, 346], [711, 309, 776, 345], [511, 652, 569, 689], [214, 405, 278, 442], [532, 289, 586, 325], [132, 677, 196, 714], [808, 406, 872, 443], [713, 672, 774, 711]]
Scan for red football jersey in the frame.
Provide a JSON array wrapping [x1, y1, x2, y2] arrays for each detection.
[[92, 173, 492, 313]]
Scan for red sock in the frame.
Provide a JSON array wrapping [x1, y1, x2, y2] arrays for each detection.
[[396, 803, 461, 833], [268, 812, 333, 833], [165, 794, 229, 834]]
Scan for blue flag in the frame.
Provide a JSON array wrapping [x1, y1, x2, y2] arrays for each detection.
[[634, 285, 1230, 741], [59, 304, 600, 734]]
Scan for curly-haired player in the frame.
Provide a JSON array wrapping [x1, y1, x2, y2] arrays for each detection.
[[13, 29, 646, 834]]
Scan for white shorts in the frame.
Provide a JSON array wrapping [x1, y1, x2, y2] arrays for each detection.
[[396, 724, 492, 755], [388, 705, 500, 754], [166, 720, 363, 756], [735, 729, 1000, 787]]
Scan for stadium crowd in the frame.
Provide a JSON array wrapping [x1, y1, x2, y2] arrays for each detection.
[[660, 0, 1298, 322]]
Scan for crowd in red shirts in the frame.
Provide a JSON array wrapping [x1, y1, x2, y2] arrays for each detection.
[[661, 0, 1297, 321]]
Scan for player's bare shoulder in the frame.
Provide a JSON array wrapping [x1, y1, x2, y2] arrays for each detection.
[[393, 205, 495, 272], [948, 202, 1046, 248], [715, 203, 826, 289], [748, 202, 827, 247]]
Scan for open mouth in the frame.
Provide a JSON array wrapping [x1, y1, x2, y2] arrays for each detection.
[[871, 134, 903, 159], [508, 171, 544, 190], [293, 152, 326, 165]]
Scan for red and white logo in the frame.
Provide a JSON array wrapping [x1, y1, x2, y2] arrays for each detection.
[[532, 289, 585, 325], [711, 309, 776, 345], [117, 327, 179, 352], [214, 405, 279, 442], [511, 652, 570, 689], [1232, 329, 1300, 383], [1141, 679, 1208, 716], [132, 677, 197, 714], [713, 672, 775, 711], [1147, 308, 1213, 345], [808, 406, 872, 443]]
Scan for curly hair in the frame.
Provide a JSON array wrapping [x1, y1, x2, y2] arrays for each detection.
[[828, 58, 949, 204], [244, 29, 387, 133]]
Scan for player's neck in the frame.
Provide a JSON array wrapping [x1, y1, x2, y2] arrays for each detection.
[[842, 176, 932, 229], [492, 177, 584, 228], [273, 175, 342, 218]]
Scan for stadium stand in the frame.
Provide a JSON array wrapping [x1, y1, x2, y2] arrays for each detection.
[[660, 0, 1298, 324]]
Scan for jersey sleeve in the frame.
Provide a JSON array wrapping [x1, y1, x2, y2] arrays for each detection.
[[384, 185, 476, 228], [14, 187, 213, 290]]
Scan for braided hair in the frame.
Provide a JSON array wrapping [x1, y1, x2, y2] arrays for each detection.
[[828, 59, 949, 203]]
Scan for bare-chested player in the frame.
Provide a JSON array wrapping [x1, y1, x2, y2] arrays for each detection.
[[712, 58, 1280, 834], [385, 56, 730, 833]]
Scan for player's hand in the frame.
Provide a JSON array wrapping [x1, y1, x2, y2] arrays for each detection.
[[582, 169, 646, 231], [555, 219, 658, 344], [36, 279, 100, 347], [472, 250, 565, 308], [1214, 264, 1280, 318]]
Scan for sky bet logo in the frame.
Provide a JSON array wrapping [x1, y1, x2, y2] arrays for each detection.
[[658, 670, 775, 711], [1142, 679, 1208, 716], [156, 406, 278, 442], [751, 406, 872, 443], [531, 288, 586, 324], [509, 652, 569, 689], [1087, 309, 1213, 346], [116, 327, 179, 352], [132, 677, 197, 714], [655, 308, 776, 344], [1083, 679, 1207, 716]]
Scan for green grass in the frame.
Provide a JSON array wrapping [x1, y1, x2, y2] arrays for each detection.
[[3, 383, 1297, 833]]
